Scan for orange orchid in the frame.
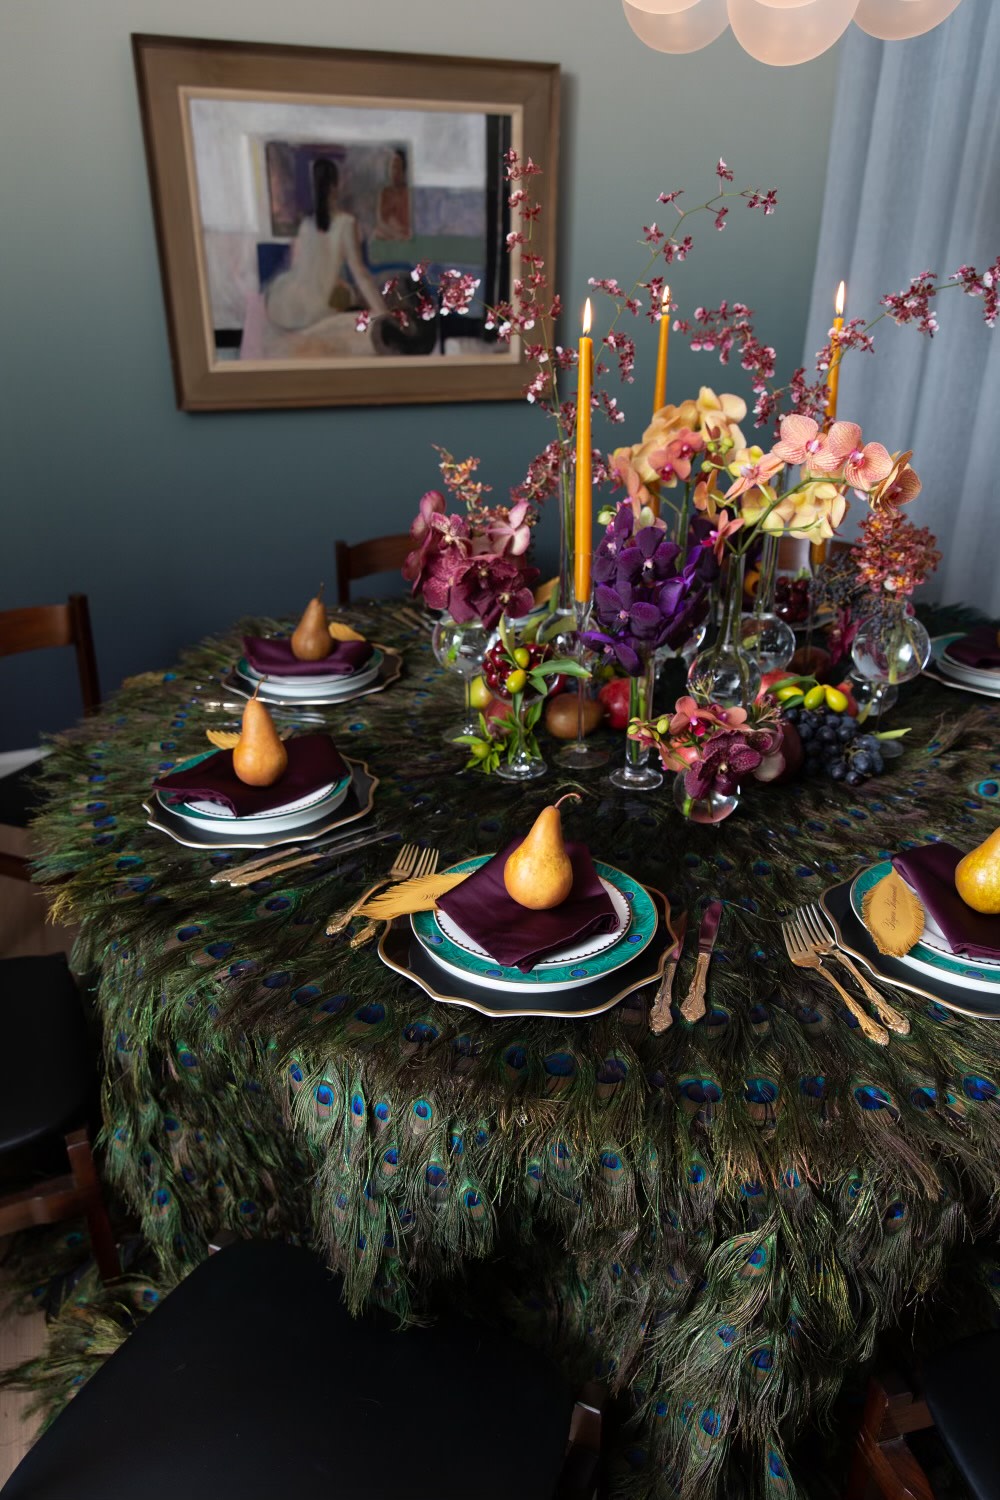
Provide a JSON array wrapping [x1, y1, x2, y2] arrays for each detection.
[[695, 387, 747, 451], [869, 450, 922, 507], [724, 445, 785, 501], [810, 421, 894, 492]]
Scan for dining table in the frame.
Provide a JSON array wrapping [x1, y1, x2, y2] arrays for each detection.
[[25, 597, 1000, 1499]]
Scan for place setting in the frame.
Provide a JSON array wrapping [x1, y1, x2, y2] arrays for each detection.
[[924, 627, 1000, 699], [796, 826, 1000, 1021], [220, 588, 403, 709], [360, 794, 677, 1019], [144, 682, 378, 853]]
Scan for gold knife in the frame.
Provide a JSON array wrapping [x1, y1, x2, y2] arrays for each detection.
[[649, 912, 688, 1034], [680, 901, 724, 1024]]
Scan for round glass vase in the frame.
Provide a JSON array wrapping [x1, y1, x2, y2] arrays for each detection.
[[431, 616, 489, 745], [739, 533, 797, 673], [687, 553, 762, 708], [672, 770, 740, 825], [851, 598, 931, 687], [609, 654, 663, 792]]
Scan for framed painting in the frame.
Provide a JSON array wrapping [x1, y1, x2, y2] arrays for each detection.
[[132, 34, 560, 411]]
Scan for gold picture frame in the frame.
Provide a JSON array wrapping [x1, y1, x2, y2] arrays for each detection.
[[132, 34, 560, 412]]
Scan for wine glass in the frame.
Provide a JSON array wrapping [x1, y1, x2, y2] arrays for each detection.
[[431, 617, 488, 745]]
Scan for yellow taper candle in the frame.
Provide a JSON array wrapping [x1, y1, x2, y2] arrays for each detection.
[[652, 284, 670, 415], [825, 279, 845, 425], [574, 299, 593, 604]]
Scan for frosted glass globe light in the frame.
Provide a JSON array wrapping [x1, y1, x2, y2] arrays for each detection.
[[853, 0, 963, 39], [727, 0, 859, 64], [622, 0, 731, 52], [622, 0, 705, 12]]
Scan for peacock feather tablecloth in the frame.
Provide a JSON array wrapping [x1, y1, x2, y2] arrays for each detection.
[[23, 601, 1000, 1498]]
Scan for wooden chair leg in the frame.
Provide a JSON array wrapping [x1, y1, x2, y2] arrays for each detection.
[[556, 1380, 606, 1500], [65, 1128, 120, 1284], [845, 1374, 934, 1500]]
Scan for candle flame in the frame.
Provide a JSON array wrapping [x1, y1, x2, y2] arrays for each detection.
[[583, 298, 592, 336], [662, 284, 671, 308], [835, 280, 845, 316]]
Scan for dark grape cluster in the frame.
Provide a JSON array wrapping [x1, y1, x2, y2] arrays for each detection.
[[784, 705, 886, 786], [482, 639, 551, 698], [775, 575, 811, 625]]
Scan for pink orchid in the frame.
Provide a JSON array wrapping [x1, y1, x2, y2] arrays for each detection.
[[810, 422, 893, 492], [410, 489, 446, 541], [724, 447, 784, 501], [669, 696, 748, 737], [486, 500, 532, 557], [651, 428, 705, 488], [771, 414, 827, 469]]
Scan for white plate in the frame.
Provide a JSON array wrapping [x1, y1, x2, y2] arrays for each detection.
[[434, 879, 631, 970], [940, 651, 1000, 691], [159, 774, 351, 835], [241, 651, 382, 697]]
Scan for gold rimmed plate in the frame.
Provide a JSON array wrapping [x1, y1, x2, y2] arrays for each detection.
[[144, 758, 378, 850], [378, 886, 674, 1019], [220, 644, 402, 708]]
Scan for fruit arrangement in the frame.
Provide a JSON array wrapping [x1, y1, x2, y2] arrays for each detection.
[[782, 705, 894, 787], [774, 575, 812, 625], [481, 638, 553, 700]]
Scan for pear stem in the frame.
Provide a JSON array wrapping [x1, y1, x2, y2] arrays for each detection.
[[553, 792, 582, 811]]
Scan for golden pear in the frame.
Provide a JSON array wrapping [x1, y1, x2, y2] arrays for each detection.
[[503, 793, 581, 911], [291, 587, 333, 661], [232, 688, 288, 787], [955, 826, 1000, 914]]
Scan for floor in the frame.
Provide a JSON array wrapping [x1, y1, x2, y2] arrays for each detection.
[[0, 1289, 44, 1488]]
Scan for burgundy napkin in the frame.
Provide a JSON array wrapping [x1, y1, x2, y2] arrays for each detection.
[[891, 842, 1000, 960], [242, 636, 374, 678], [154, 733, 347, 817], [945, 625, 1000, 671], [436, 839, 619, 972]]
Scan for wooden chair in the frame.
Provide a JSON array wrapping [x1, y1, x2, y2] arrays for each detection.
[[845, 1338, 999, 1500], [0, 954, 119, 1285], [0, 595, 101, 882], [335, 534, 412, 605], [0, 1238, 605, 1499]]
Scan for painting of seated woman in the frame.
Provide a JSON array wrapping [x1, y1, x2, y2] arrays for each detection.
[[187, 97, 510, 364]]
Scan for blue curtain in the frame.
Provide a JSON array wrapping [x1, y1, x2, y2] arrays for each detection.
[[803, 0, 1000, 615]]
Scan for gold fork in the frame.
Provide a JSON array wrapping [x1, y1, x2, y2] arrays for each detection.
[[782, 919, 889, 1046], [797, 903, 910, 1036], [349, 847, 441, 950], [326, 843, 424, 937]]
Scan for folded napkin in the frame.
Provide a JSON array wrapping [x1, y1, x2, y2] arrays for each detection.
[[436, 839, 619, 972], [154, 733, 347, 817], [945, 625, 1000, 671], [242, 636, 374, 679], [891, 842, 1000, 960]]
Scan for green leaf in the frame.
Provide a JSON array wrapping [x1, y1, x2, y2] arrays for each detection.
[[875, 727, 912, 741]]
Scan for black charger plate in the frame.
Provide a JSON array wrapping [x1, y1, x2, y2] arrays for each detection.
[[378, 887, 674, 1019]]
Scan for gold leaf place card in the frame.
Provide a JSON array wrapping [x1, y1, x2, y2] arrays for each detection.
[[861, 870, 925, 957], [329, 621, 366, 643], [205, 727, 291, 750], [358, 870, 469, 920]]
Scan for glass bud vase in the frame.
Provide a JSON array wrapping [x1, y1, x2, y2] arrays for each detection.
[[851, 598, 931, 686], [609, 653, 663, 791], [739, 533, 797, 673], [687, 553, 762, 708], [672, 770, 740, 825], [495, 696, 548, 782]]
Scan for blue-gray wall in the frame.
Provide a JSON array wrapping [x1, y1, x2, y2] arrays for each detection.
[[0, 0, 840, 747]]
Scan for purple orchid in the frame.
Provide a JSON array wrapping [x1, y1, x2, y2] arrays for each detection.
[[582, 504, 710, 674], [684, 731, 763, 800], [445, 555, 539, 631]]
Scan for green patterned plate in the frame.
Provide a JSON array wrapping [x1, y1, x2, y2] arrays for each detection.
[[849, 861, 1000, 993], [411, 857, 658, 993]]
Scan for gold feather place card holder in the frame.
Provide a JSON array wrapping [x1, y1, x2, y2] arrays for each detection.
[[861, 869, 926, 957]]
